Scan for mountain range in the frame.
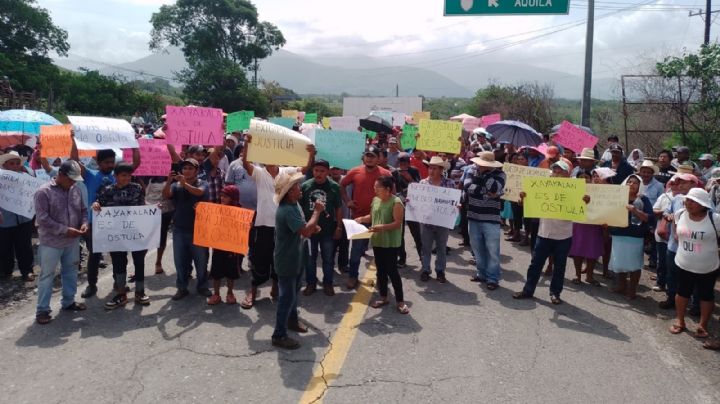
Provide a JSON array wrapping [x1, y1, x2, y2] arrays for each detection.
[[54, 47, 619, 99]]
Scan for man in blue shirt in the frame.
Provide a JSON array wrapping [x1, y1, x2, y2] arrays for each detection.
[[71, 139, 140, 298]]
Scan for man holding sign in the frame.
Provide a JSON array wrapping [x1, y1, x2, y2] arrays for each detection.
[[513, 161, 591, 305]]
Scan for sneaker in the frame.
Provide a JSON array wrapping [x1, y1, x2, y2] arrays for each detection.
[[436, 273, 447, 283], [104, 294, 128, 310], [135, 293, 151, 306], [172, 289, 189, 301], [272, 336, 300, 350], [420, 272, 430, 282], [36, 311, 52, 325], [207, 294, 222, 305], [303, 283, 317, 296], [197, 288, 212, 297], [658, 298, 675, 310], [323, 284, 335, 296], [81, 284, 97, 298]]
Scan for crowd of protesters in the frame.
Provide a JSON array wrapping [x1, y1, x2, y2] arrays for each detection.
[[1, 115, 720, 351]]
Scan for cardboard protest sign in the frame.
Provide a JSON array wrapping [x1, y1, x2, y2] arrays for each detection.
[[417, 120, 462, 154], [463, 117, 482, 132], [392, 112, 407, 128], [342, 219, 372, 240], [412, 111, 431, 124], [39, 124, 73, 158], [480, 113, 502, 128], [226, 111, 254, 133], [401, 124, 418, 150], [68, 116, 138, 150], [122, 139, 171, 176], [269, 117, 295, 129], [405, 183, 461, 229], [193, 202, 254, 254], [315, 130, 365, 170], [92, 205, 161, 252], [522, 176, 586, 221], [580, 184, 629, 227], [0, 169, 48, 218], [304, 113, 318, 124], [502, 163, 552, 202], [553, 121, 598, 153], [247, 120, 311, 167], [164, 106, 224, 146], [281, 109, 299, 119], [329, 116, 359, 132]]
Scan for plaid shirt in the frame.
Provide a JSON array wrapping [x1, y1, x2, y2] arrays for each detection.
[[200, 168, 224, 204]]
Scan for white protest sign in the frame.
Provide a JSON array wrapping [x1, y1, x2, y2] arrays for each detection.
[[0, 170, 48, 218], [329, 116, 360, 132], [405, 183, 461, 229], [92, 205, 161, 252], [501, 163, 552, 202], [68, 116, 139, 150], [342, 219, 372, 240], [247, 120, 311, 167], [392, 112, 407, 128]]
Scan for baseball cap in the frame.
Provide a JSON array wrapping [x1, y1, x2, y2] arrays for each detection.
[[609, 144, 623, 153], [550, 161, 571, 173], [397, 152, 410, 162], [180, 158, 199, 168], [364, 146, 379, 157], [699, 153, 714, 161], [187, 145, 206, 154], [313, 159, 330, 169], [58, 160, 83, 182]]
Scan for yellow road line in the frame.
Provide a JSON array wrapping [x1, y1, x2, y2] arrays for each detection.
[[299, 263, 377, 404]]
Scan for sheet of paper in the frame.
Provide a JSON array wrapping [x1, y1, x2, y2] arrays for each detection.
[[343, 219, 372, 240]]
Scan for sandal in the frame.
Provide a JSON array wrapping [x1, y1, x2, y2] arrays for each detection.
[[226, 293, 237, 305], [512, 290, 532, 299], [669, 323, 687, 334], [550, 294, 562, 305], [240, 290, 256, 310], [571, 278, 581, 285], [397, 302, 410, 315], [36, 311, 52, 325], [370, 299, 389, 309], [207, 294, 222, 305], [470, 276, 485, 283], [155, 265, 164, 275], [695, 328, 710, 339]]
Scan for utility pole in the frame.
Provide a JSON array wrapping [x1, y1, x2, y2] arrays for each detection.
[[706, 0, 712, 45], [395, 84, 399, 97], [580, 0, 594, 127]]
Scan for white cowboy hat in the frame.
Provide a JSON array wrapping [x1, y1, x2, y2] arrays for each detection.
[[273, 171, 305, 204], [428, 156, 450, 170], [638, 159, 659, 175], [470, 151, 502, 168], [684, 188, 713, 210], [0, 151, 27, 167], [576, 148, 596, 161]]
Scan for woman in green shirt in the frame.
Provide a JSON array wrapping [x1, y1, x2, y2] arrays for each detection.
[[356, 175, 409, 314]]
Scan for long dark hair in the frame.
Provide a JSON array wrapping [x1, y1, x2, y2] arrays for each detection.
[[376, 175, 394, 190]]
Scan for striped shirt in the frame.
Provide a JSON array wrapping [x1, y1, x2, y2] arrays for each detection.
[[463, 166, 505, 223]]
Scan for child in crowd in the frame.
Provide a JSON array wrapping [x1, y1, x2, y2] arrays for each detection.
[[207, 185, 242, 305]]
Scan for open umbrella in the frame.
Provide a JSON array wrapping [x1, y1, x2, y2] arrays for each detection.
[[549, 123, 594, 136], [359, 115, 393, 134], [450, 113, 475, 122], [485, 120, 542, 147], [0, 109, 61, 147]]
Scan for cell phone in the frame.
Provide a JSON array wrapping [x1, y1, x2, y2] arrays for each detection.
[[171, 162, 182, 173]]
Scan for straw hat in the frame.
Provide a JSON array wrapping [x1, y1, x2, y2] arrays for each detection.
[[676, 164, 694, 174], [273, 171, 305, 204], [684, 188, 713, 209], [470, 151, 502, 168], [428, 156, 450, 170], [0, 151, 26, 167], [638, 159, 659, 175], [576, 148, 596, 161]]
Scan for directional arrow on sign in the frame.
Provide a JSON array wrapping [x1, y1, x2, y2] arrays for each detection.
[[488, 0, 499, 7]]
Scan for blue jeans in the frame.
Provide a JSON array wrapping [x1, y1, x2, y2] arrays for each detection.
[[522, 236, 571, 297], [36, 239, 80, 314], [272, 273, 301, 339], [305, 233, 336, 286], [173, 229, 209, 291], [421, 224, 449, 274], [656, 241, 667, 288], [348, 238, 369, 279], [468, 220, 501, 284]]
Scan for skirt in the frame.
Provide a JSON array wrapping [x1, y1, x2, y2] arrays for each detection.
[[568, 223, 604, 260], [609, 236, 644, 273]]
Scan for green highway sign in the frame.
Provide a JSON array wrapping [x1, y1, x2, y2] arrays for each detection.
[[444, 0, 570, 15]]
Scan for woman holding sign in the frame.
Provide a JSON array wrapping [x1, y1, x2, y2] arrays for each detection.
[[608, 174, 653, 300], [93, 163, 150, 309], [419, 157, 455, 283], [355, 175, 409, 314]]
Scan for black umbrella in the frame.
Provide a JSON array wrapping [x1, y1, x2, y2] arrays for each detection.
[[359, 115, 393, 134], [485, 120, 542, 147]]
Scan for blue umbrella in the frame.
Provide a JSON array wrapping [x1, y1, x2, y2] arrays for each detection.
[[0, 109, 61, 147], [485, 120, 542, 147]]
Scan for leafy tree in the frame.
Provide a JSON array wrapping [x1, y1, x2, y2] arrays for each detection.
[[0, 0, 69, 58], [286, 98, 341, 119], [180, 59, 269, 116], [655, 43, 720, 153], [149, 0, 285, 68], [471, 82, 555, 134]]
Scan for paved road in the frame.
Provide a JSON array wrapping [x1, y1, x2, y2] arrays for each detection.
[[0, 231, 719, 403]]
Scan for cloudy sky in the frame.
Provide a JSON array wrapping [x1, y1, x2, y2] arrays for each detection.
[[36, 0, 717, 78]]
